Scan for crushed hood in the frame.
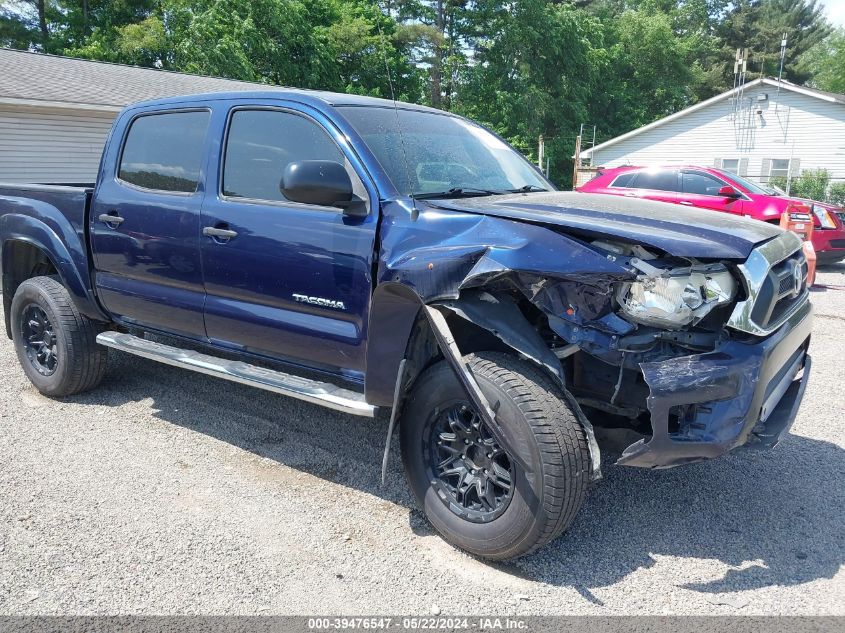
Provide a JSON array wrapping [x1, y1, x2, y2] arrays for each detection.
[[429, 191, 782, 260]]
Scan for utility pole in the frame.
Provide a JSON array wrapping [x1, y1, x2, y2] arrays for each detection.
[[537, 135, 545, 171], [572, 135, 581, 190]]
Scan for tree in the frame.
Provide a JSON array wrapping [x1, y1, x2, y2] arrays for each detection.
[[0, 0, 50, 50], [456, 0, 606, 183], [719, 0, 831, 85], [802, 27, 845, 94], [598, 5, 698, 133]]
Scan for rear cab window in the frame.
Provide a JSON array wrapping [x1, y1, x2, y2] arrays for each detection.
[[118, 110, 211, 193]]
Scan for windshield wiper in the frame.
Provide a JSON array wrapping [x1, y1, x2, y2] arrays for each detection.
[[507, 185, 548, 193], [412, 187, 501, 200]]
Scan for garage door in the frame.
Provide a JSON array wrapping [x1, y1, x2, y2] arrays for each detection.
[[0, 105, 117, 184]]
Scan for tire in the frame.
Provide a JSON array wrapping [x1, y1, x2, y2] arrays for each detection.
[[400, 351, 590, 560], [10, 276, 108, 397]]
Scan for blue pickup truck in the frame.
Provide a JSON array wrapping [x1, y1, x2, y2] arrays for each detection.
[[0, 90, 813, 560]]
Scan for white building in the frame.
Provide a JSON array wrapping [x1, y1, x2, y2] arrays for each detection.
[[0, 48, 284, 183], [580, 77, 845, 188]]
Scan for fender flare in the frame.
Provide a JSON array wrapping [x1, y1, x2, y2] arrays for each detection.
[[1, 212, 107, 324]]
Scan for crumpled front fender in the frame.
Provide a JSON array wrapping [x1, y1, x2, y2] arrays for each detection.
[[372, 203, 633, 480]]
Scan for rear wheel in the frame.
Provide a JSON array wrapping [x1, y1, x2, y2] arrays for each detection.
[[11, 276, 108, 397], [400, 352, 591, 560]]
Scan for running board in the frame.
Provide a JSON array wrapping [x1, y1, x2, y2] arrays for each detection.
[[95, 332, 376, 417]]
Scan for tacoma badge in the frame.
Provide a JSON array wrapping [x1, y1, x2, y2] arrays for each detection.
[[292, 294, 346, 310]]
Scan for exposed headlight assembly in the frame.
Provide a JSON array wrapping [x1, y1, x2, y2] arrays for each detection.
[[616, 264, 737, 329], [812, 204, 837, 229]]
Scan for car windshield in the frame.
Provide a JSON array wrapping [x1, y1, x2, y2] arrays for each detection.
[[716, 169, 779, 195], [338, 106, 550, 198]]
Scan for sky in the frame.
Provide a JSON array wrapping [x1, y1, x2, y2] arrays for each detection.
[[824, 0, 845, 28]]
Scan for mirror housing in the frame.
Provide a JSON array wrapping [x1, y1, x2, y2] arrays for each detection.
[[718, 185, 741, 199], [281, 161, 365, 215]]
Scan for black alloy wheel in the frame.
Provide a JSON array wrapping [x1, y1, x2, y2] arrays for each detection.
[[20, 303, 58, 376], [425, 402, 515, 523]]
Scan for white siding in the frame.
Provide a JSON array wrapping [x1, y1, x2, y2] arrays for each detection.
[[587, 85, 845, 184], [0, 105, 116, 183]]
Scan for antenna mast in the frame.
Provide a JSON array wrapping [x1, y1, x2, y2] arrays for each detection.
[[776, 33, 787, 111]]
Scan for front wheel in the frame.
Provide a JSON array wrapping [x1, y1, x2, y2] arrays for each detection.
[[400, 352, 591, 560], [11, 276, 108, 397]]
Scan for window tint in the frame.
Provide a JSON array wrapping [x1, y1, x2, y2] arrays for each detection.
[[610, 172, 636, 188], [223, 109, 344, 202], [633, 170, 678, 192], [119, 111, 210, 193], [682, 171, 726, 196]]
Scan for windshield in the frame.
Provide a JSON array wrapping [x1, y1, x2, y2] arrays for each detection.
[[338, 106, 550, 197], [715, 169, 778, 195]]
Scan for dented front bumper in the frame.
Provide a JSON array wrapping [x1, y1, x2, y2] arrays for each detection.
[[618, 299, 813, 468]]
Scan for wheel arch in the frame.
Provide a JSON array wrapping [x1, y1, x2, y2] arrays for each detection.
[[367, 281, 601, 480], [1, 231, 103, 340]]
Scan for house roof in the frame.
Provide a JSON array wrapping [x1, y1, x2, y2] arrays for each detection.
[[582, 77, 845, 158], [0, 48, 384, 113]]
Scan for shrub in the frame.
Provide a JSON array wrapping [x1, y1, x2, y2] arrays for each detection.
[[769, 175, 788, 192], [790, 168, 831, 202], [829, 183, 845, 208]]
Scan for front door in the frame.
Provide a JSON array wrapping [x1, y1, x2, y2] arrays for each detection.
[[199, 105, 378, 377], [679, 170, 745, 215], [90, 109, 211, 339]]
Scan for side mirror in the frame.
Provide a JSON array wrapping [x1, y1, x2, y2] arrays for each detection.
[[718, 185, 741, 199], [281, 161, 364, 215]]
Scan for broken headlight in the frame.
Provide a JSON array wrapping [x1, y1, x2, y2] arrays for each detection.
[[616, 266, 737, 329]]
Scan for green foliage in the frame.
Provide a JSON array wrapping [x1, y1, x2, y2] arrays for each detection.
[[790, 168, 830, 202], [802, 28, 845, 94], [828, 183, 845, 208], [0, 0, 838, 185], [719, 0, 830, 85], [772, 169, 841, 204], [769, 175, 788, 192]]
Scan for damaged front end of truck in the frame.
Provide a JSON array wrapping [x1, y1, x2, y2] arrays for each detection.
[[375, 194, 813, 478]]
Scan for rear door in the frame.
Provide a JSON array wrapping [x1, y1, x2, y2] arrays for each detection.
[[679, 169, 744, 215], [626, 169, 681, 204], [199, 104, 378, 377], [89, 108, 211, 339]]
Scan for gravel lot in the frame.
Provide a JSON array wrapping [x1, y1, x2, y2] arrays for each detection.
[[0, 267, 843, 616]]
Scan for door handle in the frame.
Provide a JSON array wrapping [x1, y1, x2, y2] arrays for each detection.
[[203, 226, 238, 241], [98, 212, 125, 227], [679, 201, 693, 206]]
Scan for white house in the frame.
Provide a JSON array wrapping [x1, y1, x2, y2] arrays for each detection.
[[0, 48, 285, 183], [580, 78, 845, 189]]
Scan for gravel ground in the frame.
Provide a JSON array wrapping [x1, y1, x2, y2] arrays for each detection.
[[0, 267, 843, 616]]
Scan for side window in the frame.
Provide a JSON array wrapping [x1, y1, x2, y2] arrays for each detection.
[[223, 109, 346, 203], [610, 172, 636, 188], [633, 170, 679, 192], [682, 171, 726, 196], [119, 111, 210, 193]]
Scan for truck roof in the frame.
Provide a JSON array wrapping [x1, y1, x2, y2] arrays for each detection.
[[127, 89, 447, 115]]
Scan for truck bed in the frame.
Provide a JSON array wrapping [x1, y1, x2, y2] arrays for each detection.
[[0, 182, 93, 244]]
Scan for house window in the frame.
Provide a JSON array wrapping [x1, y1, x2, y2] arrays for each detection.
[[769, 159, 791, 179], [721, 159, 740, 174]]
